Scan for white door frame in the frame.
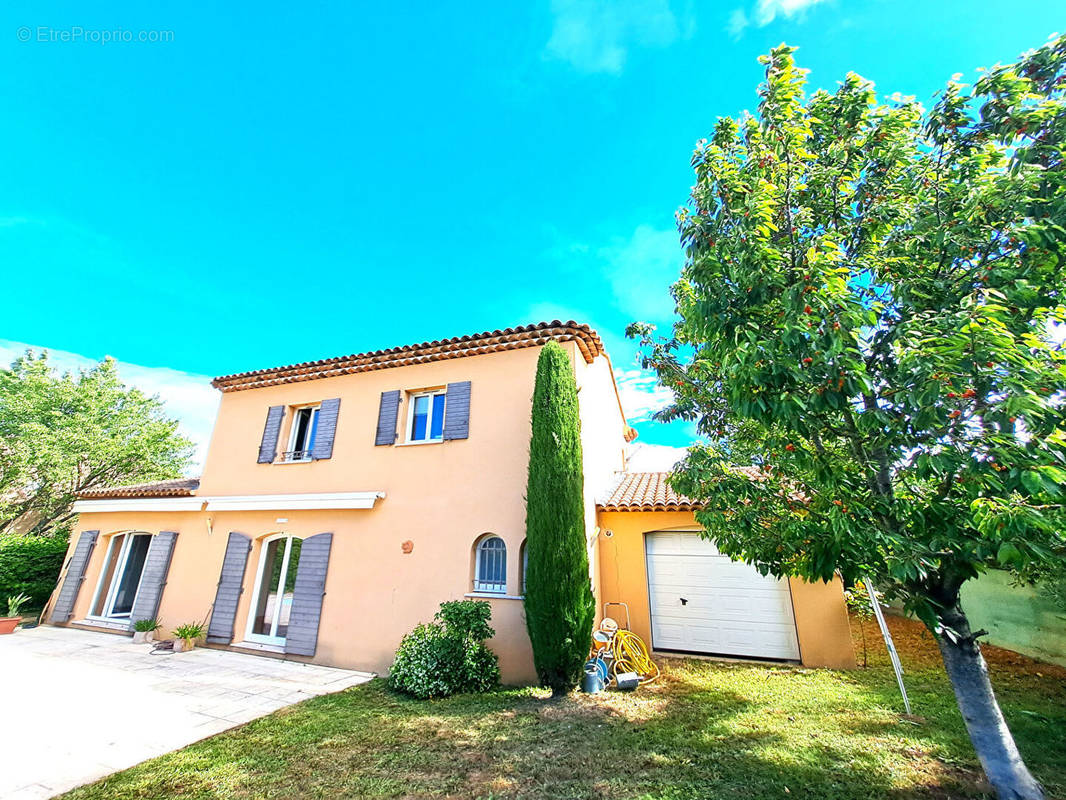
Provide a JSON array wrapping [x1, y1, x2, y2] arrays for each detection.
[[243, 533, 301, 646], [87, 531, 152, 621]]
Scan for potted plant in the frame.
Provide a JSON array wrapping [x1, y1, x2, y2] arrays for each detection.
[[0, 593, 31, 635], [172, 622, 205, 652], [132, 618, 161, 644]]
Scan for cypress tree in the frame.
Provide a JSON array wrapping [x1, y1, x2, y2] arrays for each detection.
[[523, 340, 595, 696]]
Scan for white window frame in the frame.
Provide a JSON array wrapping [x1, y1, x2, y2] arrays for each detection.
[[520, 540, 528, 596], [405, 389, 446, 444], [87, 531, 152, 621], [281, 404, 320, 463], [243, 533, 304, 646], [473, 535, 507, 594]]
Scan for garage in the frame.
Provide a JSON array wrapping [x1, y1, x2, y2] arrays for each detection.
[[645, 531, 801, 660]]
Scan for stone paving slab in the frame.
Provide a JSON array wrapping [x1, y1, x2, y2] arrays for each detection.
[[1, 626, 374, 799]]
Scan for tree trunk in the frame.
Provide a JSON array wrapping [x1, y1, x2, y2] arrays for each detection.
[[937, 607, 1044, 800]]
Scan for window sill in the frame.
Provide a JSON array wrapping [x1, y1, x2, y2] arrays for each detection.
[[394, 440, 444, 447], [73, 618, 130, 632], [233, 640, 286, 654], [465, 592, 524, 601], [275, 458, 314, 465]]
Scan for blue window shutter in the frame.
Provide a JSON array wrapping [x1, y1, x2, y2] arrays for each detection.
[[127, 531, 178, 630], [258, 406, 286, 463], [312, 398, 341, 460], [206, 532, 252, 643], [375, 390, 401, 446], [284, 533, 333, 656], [50, 530, 99, 622], [443, 381, 471, 440]]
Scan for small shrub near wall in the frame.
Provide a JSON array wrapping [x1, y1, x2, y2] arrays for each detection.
[[0, 532, 70, 609], [389, 600, 500, 700]]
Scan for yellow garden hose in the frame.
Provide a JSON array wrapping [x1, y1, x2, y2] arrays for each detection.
[[610, 629, 659, 685]]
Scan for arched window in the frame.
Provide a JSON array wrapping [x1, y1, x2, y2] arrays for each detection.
[[474, 535, 507, 594], [519, 539, 529, 596]]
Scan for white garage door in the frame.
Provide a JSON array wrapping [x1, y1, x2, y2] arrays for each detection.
[[645, 531, 800, 660]]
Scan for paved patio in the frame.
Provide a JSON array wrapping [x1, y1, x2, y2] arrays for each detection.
[[1, 626, 374, 799]]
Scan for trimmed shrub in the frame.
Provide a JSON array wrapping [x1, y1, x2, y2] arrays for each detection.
[[523, 341, 595, 696], [436, 598, 495, 641], [389, 600, 500, 699], [0, 532, 69, 609]]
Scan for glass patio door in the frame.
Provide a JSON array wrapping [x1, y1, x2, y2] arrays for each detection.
[[90, 532, 152, 619], [247, 536, 303, 644]]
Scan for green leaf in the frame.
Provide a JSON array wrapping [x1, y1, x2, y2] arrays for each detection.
[[997, 542, 1024, 567]]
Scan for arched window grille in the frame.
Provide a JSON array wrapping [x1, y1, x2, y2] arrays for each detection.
[[474, 536, 507, 594], [520, 540, 529, 595]]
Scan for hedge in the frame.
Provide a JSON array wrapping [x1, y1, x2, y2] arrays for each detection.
[[0, 532, 69, 609]]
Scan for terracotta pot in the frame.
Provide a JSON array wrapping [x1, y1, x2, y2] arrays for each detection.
[[173, 638, 195, 653], [0, 616, 20, 634]]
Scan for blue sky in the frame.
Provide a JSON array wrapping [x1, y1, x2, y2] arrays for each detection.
[[0, 1, 1058, 471]]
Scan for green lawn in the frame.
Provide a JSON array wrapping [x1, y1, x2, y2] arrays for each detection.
[[62, 615, 1066, 800]]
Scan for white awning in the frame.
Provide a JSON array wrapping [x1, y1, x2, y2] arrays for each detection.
[[71, 491, 386, 514]]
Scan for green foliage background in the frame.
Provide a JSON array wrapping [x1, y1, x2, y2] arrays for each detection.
[[0, 531, 69, 608], [0, 351, 193, 538], [630, 37, 1065, 796], [632, 36, 1066, 632]]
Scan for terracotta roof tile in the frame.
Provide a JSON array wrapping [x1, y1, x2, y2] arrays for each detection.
[[78, 477, 200, 500], [598, 472, 698, 511], [211, 320, 605, 393], [597, 467, 766, 511]]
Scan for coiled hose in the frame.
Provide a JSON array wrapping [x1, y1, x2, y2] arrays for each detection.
[[611, 629, 659, 685]]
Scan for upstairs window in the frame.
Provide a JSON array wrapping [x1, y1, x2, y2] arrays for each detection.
[[473, 535, 507, 594], [283, 405, 320, 462], [407, 390, 445, 443]]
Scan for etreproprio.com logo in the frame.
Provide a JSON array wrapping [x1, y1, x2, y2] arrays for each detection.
[[17, 26, 175, 44]]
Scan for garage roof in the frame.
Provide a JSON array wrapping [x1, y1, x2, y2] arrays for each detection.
[[598, 467, 768, 511], [597, 471, 698, 511]]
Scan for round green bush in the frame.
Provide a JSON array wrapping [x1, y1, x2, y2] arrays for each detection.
[[388, 600, 500, 699], [0, 532, 69, 609]]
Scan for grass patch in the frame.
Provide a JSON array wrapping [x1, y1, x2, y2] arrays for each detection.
[[61, 615, 1066, 799]]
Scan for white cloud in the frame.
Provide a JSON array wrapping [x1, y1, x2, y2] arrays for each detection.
[[544, 0, 691, 74], [614, 367, 674, 423], [540, 222, 682, 330], [755, 0, 827, 25], [728, 0, 828, 36], [0, 340, 217, 475], [597, 224, 682, 323], [1050, 320, 1066, 345], [626, 443, 689, 471], [727, 8, 750, 39]]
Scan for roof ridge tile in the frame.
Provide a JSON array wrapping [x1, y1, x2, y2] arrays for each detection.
[[211, 320, 604, 393]]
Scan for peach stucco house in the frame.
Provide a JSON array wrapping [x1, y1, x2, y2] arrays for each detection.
[[47, 321, 854, 683]]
